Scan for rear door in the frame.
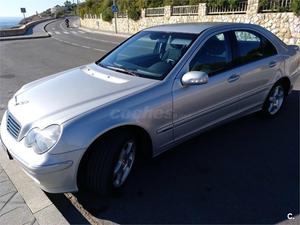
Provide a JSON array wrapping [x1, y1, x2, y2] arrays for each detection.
[[227, 29, 283, 110]]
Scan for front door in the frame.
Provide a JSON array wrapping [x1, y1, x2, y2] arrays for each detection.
[[172, 31, 242, 141]]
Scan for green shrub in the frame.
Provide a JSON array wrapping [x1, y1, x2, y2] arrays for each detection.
[[128, 4, 141, 21], [78, 7, 86, 19], [118, 0, 129, 12], [207, 0, 226, 7], [291, 0, 300, 15], [228, 0, 238, 8], [258, 0, 268, 10], [102, 7, 113, 22], [55, 10, 65, 18]]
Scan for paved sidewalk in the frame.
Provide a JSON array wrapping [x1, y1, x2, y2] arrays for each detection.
[[0, 20, 55, 41], [0, 163, 38, 225], [0, 146, 69, 225]]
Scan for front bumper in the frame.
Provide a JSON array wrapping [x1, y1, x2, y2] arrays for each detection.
[[0, 112, 84, 193]]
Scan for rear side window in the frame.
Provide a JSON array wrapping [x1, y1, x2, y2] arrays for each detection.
[[189, 33, 231, 76], [233, 31, 277, 65]]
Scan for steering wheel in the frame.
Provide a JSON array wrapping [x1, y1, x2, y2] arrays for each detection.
[[166, 58, 176, 65]]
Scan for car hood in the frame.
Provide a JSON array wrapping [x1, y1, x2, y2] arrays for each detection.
[[7, 63, 158, 133]]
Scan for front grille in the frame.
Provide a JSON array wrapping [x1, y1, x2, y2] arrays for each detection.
[[7, 113, 21, 139]]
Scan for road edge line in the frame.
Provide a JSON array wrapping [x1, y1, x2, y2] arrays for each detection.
[[79, 26, 131, 38]]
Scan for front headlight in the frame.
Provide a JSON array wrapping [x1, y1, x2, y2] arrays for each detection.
[[24, 125, 61, 154]]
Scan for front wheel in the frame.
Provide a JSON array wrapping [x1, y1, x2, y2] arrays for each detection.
[[261, 83, 286, 117], [80, 131, 137, 195]]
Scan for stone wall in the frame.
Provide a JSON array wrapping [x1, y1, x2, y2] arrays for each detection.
[[0, 18, 53, 37], [80, 0, 300, 45]]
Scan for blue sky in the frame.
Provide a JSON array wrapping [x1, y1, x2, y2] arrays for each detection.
[[0, 0, 72, 17]]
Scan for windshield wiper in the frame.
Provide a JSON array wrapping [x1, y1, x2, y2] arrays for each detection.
[[100, 63, 139, 77]]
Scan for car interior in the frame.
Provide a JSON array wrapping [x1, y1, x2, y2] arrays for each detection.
[[101, 32, 197, 79]]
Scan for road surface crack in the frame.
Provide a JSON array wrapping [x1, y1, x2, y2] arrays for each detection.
[[0, 191, 17, 212], [0, 206, 22, 217]]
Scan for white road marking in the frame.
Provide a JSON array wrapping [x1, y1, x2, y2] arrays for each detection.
[[74, 33, 119, 44], [78, 31, 85, 34], [93, 48, 107, 52], [70, 31, 77, 34], [48, 31, 52, 35], [59, 22, 66, 31], [71, 42, 80, 46], [53, 37, 62, 42], [51, 21, 109, 52], [59, 21, 119, 45], [63, 31, 69, 34], [53, 37, 107, 52]]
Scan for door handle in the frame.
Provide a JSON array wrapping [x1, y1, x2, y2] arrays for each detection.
[[227, 74, 240, 83], [269, 61, 277, 68]]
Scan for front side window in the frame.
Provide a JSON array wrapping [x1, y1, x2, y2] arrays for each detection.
[[233, 30, 277, 65], [97, 31, 197, 80], [189, 33, 231, 76]]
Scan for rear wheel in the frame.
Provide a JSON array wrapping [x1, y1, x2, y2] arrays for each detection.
[[81, 131, 137, 195], [261, 83, 286, 117]]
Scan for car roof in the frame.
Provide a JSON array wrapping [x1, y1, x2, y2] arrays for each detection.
[[144, 22, 257, 34], [145, 22, 288, 60]]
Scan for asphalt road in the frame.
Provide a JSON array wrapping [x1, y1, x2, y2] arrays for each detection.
[[0, 19, 299, 224]]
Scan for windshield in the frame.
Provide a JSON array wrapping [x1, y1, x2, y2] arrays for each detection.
[[97, 31, 198, 80]]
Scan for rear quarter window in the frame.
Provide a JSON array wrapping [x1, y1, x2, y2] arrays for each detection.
[[233, 30, 277, 66]]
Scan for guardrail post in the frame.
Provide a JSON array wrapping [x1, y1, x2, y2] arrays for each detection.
[[247, 0, 259, 14], [141, 8, 146, 18], [164, 5, 172, 19], [198, 3, 207, 16]]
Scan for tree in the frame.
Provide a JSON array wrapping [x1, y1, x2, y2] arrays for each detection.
[[102, 7, 114, 21], [64, 0, 73, 10], [128, 1, 141, 20], [118, 0, 129, 12], [291, 0, 300, 15], [40, 8, 52, 17]]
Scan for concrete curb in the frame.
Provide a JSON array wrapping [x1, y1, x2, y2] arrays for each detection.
[[0, 35, 50, 41], [0, 146, 69, 225], [79, 26, 131, 38], [0, 19, 57, 41], [43, 19, 60, 36]]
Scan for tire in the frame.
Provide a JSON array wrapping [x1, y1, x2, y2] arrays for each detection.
[[261, 83, 286, 117], [81, 131, 137, 195]]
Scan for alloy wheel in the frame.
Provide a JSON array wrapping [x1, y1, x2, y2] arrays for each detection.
[[112, 140, 136, 188], [268, 85, 284, 115]]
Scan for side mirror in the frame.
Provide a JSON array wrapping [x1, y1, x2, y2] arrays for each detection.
[[181, 71, 209, 86]]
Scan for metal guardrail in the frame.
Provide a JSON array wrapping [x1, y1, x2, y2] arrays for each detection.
[[259, 0, 292, 12], [145, 7, 165, 17], [82, 0, 296, 21], [207, 1, 248, 15], [117, 12, 127, 18], [171, 5, 199, 16], [84, 14, 93, 19]]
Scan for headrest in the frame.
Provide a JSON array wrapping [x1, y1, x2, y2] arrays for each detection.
[[170, 38, 190, 49], [203, 38, 225, 55]]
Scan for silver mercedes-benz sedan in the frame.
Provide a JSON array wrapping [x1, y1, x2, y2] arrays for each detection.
[[1, 23, 299, 194]]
